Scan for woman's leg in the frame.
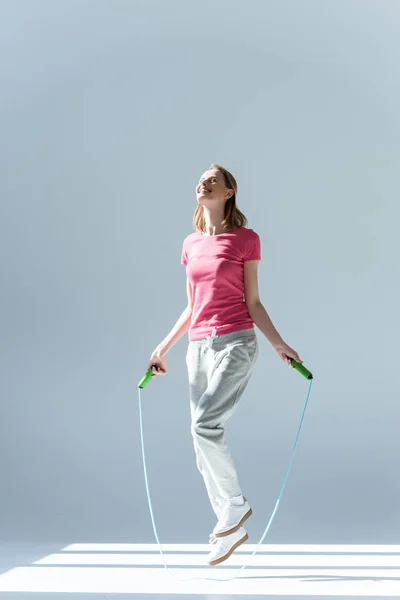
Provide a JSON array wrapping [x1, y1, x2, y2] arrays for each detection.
[[187, 341, 224, 518], [187, 331, 258, 510]]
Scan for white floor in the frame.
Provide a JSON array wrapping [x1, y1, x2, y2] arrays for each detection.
[[1, 542, 400, 598]]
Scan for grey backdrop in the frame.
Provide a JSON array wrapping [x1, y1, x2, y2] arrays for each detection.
[[1, 0, 399, 553]]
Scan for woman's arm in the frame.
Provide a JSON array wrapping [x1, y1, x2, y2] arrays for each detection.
[[154, 278, 193, 356], [244, 260, 302, 365], [155, 306, 192, 357]]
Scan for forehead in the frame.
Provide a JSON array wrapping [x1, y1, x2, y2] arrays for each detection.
[[199, 169, 221, 182]]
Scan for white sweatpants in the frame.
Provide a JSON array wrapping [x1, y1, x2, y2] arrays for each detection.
[[186, 327, 258, 517]]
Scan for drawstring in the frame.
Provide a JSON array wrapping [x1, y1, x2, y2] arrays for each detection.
[[137, 376, 313, 582], [207, 326, 218, 348]]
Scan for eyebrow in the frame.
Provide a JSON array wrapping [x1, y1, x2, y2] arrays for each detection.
[[199, 175, 219, 183]]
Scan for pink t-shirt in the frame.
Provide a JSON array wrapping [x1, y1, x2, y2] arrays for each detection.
[[181, 226, 261, 341]]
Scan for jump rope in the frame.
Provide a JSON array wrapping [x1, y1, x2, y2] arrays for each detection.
[[137, 353, 313, 583]]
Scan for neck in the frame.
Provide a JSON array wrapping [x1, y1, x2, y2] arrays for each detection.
[[204, 225, 226, 236], [202, 207, 226, 236]]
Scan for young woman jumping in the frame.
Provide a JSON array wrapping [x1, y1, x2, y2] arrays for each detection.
[[148, 163, 302, 566]]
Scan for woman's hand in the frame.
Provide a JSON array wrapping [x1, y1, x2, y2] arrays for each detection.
[[274, 341, 302, 368], [148, 349, 168, 378]]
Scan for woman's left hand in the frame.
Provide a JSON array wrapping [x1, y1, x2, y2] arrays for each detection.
[[274, 342, 302, 368]]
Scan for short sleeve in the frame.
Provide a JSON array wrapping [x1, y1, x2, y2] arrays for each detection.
[[181, 241, 188, 265], [243, 231, 261, 261]]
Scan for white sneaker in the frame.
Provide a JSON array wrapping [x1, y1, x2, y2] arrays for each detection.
[[207, 527, 248, 566], [212, 496, 252, 537]]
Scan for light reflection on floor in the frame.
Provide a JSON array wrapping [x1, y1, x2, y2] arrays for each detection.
[[1, 543, 400, 596]]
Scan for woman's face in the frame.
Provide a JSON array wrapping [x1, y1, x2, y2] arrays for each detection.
[[196, 169, 233, 204]]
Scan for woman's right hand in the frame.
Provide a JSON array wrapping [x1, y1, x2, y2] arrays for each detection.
[[148, 349, 168, 378]]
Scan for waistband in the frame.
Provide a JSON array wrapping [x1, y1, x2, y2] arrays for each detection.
[[188, 327, 256, 346]]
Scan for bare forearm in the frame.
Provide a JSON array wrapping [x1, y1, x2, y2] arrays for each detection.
[[156, 307, 192, 356], [247, 301, 283, 348]]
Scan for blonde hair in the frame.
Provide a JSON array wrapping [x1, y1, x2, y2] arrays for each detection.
[[193, 163, 248, 233]]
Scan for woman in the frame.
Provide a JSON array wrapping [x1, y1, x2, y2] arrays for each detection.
[[148, 163, 302, 566]]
